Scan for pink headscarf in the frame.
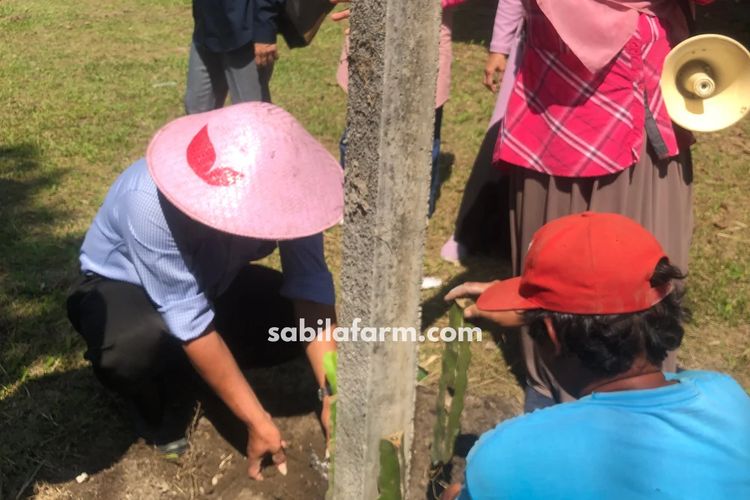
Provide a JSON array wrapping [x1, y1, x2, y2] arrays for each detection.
[[536, 0, 692, 73]]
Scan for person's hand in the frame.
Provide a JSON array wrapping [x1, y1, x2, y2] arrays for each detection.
[[483, 52, 508, 93], [445, 281, 525, 327], [331, 9, 350, 22], [444, 281, 496, 303], [255, 43, 278, 67], [320, 394, 333, 447], [183, 330, 287, 478], [441, 483, 463, 500], [330, 0, 350, 22], [246, 414, 287, 480]]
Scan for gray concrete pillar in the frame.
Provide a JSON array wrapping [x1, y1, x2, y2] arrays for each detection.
[[332, 0, 441, 498]]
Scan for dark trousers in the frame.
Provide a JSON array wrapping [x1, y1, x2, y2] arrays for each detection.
[[184, 42, 273, 114], [66, 265, 299, 434]]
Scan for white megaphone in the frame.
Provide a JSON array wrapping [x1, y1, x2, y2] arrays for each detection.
[[661, 34, 750, 132]]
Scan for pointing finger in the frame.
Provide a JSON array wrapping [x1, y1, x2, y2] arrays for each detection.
[[248, 458, 264, 481], [445, 281, 494, 302]]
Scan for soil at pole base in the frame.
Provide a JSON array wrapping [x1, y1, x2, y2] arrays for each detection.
[[39, 365, 519, 500]]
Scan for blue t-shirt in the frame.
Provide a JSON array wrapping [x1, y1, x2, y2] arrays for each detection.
[[80, 158, 335, 342], [461, 371, 750, 500]]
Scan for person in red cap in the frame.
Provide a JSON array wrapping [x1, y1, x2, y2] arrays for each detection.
[[443, 212, 750, 499], [67, 102, 343, 479]]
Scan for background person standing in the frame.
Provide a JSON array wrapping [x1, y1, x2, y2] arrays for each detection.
[[492, 0, 713, 409], [185, 0, 283, 113]]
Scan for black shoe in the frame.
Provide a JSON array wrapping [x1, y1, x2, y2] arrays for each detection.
[[126, 384, 195, 458], [155, 437, 190, 461]]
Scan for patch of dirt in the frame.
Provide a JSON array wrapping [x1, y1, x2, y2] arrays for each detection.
[[35, 357, 329, 500], [35, 371, 519, 500], [42, 412, 326, 500]]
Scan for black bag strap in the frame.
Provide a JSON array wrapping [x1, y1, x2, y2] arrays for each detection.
[[678, 0, 697, 35]]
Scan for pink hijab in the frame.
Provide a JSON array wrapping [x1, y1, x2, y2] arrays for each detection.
[[536, 0, 691, 73]]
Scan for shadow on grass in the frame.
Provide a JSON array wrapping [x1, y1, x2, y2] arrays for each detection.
[[0, 143, 82, 375], [431, 151, 456, 216], [421, 255, 526, 392], [0, 369, 135, 499], [0, 143, 122, 497], [0, 144, 77, 287], [422, 115, 524, 388]]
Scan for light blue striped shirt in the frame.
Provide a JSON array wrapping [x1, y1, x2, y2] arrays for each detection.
[[79, 158, 335, 341]]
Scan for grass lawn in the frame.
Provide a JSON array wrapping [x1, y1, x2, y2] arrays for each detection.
[[1, 0, 748, 496]]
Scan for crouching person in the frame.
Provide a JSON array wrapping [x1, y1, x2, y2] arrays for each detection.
[[67, 103, 343, 479], [444, 212, 750, 499]]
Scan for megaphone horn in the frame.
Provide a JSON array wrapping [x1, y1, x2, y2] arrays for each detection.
[[661, 34, 750, 132]]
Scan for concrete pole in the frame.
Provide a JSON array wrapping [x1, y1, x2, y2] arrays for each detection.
[[333, 0, 441, 498]]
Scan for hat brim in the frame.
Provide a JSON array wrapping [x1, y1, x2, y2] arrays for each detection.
[[147, 104, 344, 240], [476, 277, 539, 312]]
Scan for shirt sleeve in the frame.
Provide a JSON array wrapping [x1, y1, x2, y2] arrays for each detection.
[[278, 233, 336, 305], [254, 0, 285, 44], [120, 191, 214, 342], [490, 0, 525, 54]]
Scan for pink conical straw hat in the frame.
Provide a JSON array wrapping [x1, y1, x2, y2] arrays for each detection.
[[146, 102, 344, 240]]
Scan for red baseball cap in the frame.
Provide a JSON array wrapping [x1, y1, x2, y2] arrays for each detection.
[[477, 212, 673, 315]]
